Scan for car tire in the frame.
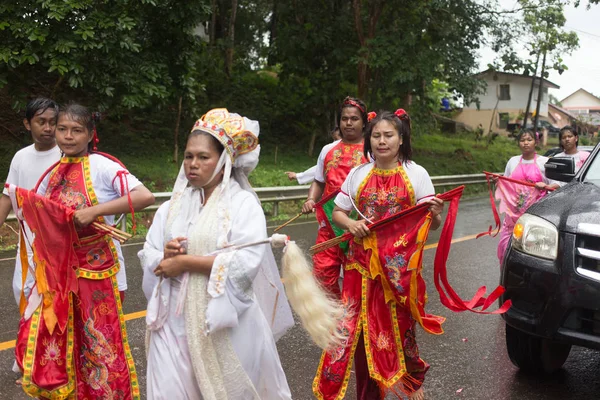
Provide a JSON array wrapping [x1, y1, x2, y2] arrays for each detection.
[[505, 324, 571, 374]]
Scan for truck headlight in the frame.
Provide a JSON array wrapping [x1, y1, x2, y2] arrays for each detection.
[[512, 214, 558, 260]]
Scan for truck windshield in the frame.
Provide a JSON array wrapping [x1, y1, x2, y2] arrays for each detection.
[[584, 151, 600, 187]]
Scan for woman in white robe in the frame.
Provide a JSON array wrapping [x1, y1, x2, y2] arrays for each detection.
[[138, 108, 294, 400]]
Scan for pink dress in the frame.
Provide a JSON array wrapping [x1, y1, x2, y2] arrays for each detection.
[[496, 155, 547, 263]]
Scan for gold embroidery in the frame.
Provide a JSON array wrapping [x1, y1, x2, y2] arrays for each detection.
[[40, 338, 63, 366], [393, 234, 408, 248], [375, 331, 393, 352]]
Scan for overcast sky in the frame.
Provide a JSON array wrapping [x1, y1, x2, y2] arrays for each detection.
[[478, 1, 600, 102]]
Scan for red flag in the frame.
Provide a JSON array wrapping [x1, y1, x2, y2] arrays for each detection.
[[7, 184, 79, 334], [360, 197, 446, 334], [313, 189, 351, 251], [320, 186, 511, 315], [477, 171, 550, 239]]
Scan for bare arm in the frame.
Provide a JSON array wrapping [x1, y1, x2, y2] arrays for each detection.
[[0, 195, 12, 227], [74, 185, 155, 228], [427, 197, 443, 231], [535, 181, 560, 191], [332, 206, 370, 238], [154, 254, 217, 278], [301, 180, 325, 214]]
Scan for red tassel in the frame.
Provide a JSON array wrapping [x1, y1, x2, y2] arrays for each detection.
[[112, 170, 136, 235], [92, 127, 100, 151]]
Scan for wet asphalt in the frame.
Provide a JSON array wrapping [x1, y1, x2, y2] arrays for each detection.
[[0, 197, 599, 399]]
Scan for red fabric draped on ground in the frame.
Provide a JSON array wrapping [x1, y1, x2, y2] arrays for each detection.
[[433, 186, 511, 314]]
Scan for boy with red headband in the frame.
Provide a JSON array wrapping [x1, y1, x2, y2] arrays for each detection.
[[301, 97, 368, 297]]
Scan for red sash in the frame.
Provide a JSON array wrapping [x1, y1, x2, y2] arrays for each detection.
[[322, 141, 367, 197], [15, 156, 140, 399]]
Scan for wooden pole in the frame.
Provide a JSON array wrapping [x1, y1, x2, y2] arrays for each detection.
[[523, 52, 541, 131], [173, 96, 183, 164], [533, 49, 548, 137]]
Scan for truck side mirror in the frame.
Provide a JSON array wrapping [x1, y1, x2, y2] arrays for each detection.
[[545, 157, 575, 182]]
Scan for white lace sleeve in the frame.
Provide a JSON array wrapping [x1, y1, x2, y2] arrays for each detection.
[[205, 193, 267, 333], [137, 201, 170, 300]]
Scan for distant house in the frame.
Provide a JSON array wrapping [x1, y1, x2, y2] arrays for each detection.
[[453, 69, 560, 134], [560, 88, 600, 132], [548, 103, 577, 129]]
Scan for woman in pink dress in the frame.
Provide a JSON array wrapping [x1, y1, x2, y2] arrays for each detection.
[[496, 130, 559, 263]]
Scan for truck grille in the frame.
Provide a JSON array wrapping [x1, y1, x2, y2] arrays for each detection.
[[575, 223, 600, 282], [562, 308, 600, 335]]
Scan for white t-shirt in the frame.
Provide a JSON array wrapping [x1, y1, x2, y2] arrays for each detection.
[[296, 165, 317, 185], [3, 144, 61, 304], [38, 153, 143, 291], [503, 155, 553, 184], [335, 161, 435, 211], [554, 151, 590, 171], [314, 140, 342, 183], [2, 144, 61, 195]]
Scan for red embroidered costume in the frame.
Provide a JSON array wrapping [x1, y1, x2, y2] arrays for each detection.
[[313, 140, 367, 297], [11, 155, 140, 399], [313, 162, 443, 399]]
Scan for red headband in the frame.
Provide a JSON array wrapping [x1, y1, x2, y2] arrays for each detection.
[[343, 98, 366, 114]]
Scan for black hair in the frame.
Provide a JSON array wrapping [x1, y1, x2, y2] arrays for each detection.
[[25, 97, 59, 122], [364, 111, 412, 164], [188, 130, 225, 155], [336, 96, 368, 131], [58, 103, 101, 152], [330, 126, 341, 140], [518, 129, 538, 143], [559, 125, 577, 139]]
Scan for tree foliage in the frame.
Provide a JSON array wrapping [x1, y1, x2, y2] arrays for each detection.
[[0, 0, 595, 162], [0, 0, 210, 111], [488, 0, 579, 78]]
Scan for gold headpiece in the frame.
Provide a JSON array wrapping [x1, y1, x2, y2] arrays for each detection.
[[190, 108, 259, 160]]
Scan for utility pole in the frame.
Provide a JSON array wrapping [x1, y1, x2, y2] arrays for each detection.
[[522, 52, 541, 131], [533, 48, 548, 135]]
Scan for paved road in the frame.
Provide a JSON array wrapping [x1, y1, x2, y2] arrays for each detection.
[[1, 197, 599, 399]]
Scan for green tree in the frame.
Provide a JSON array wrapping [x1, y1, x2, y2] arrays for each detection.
[[0, 0, 211, 112], [349, 1, 509, 119], [494, 1, 578, 129], [549, 93, 562, 106], [269, 0, 357, 154]]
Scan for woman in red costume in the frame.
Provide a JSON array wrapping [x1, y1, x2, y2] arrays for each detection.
[[14, 103, 154, 399], [313, 110, 444, 400], [302, 97, 368, 297]]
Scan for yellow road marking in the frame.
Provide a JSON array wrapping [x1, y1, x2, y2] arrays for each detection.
[[124, 310, 147, 321], [0, 340, 14, 351], [0, 232, 483, 352], [424, 233, 479, 250]]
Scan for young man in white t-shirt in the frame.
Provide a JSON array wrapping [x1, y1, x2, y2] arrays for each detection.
[[0, 98, 61, 306]]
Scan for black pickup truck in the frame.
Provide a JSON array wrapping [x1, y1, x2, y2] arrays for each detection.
[[500, 143, 600, 374]]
